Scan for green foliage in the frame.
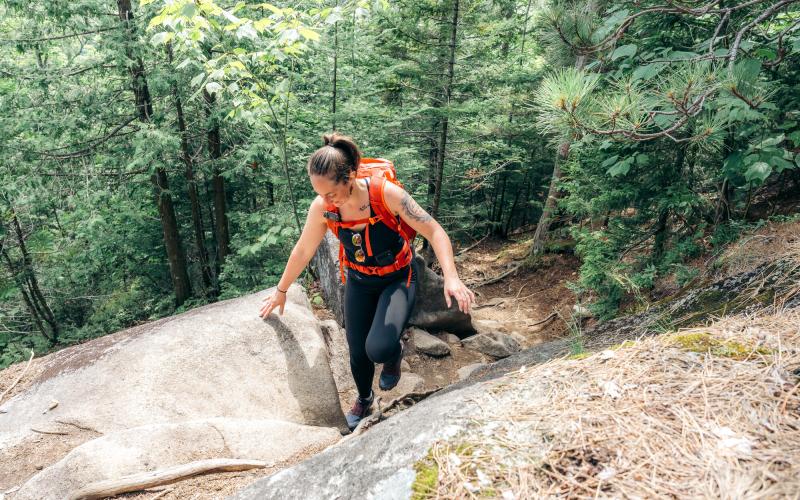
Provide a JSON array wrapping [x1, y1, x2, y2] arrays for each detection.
[[218, 209, 295, 299]]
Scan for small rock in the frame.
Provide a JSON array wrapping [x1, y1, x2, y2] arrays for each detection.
[[409, 327, 451, 357], [390, 373, 425, 395], [508, 331, 526, 345], [472, 319, 506, 335], [462, 332, 520, 359], [35, 465, 44, 470], [599, 350, 616, 360], [441, 333, 461, 344], [572, 304, 593, 318], [400, 360, 411, 371], [457, 363, 485, 381]]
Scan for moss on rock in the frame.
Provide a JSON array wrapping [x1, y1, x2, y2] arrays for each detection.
[[411, 449, 439, 500]]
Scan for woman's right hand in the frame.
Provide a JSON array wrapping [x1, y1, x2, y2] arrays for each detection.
[[259, 290, 287, 318]]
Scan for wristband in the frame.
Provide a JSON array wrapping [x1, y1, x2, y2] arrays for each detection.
[[276, 286, 288, 294]]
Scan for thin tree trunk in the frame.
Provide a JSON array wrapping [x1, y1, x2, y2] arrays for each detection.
[[494, 172, 507, 237], [430, 0, 460, 219], [10, 210, 59, 338], [332, 14, 338, 131], [117, 0, 192, 306], [266, 179, 275, 206], [168, 44, 214, 297], [203, 89, 231, 269], [505, 171, 527, 236], [529, 48, 590, 258], [1, 249, 51, 343]]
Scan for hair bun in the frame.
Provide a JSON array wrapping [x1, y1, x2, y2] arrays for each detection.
[[323, 133, 336, 147]]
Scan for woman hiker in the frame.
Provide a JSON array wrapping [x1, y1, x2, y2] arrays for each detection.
[[259, 133, 475, 431]]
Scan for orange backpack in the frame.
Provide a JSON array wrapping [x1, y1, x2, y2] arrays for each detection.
[[323, 158, 417, 286]]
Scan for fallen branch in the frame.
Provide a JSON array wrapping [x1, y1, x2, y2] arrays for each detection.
[[527, 312, 558, 328], [54, 419, 103, 434], [456, 230, 490, 256], [0, 349, 35, 404], [68, 459, 269, 500], [467, 262, 524, 287], [31, 427, 69, 435]]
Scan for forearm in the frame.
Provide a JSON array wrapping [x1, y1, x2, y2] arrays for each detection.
[[276, 244, 314, 291], [428, 227, 460, 281]]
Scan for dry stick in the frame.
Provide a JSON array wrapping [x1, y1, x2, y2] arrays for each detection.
[[467, 261, 523, 287], [31, 427, 69, 435], [0, 349, 35, 404], [527, 312, 558, 328], [67, 459, 268, 500], [456, 230, 490, 256], [779, 381, 800, 414]]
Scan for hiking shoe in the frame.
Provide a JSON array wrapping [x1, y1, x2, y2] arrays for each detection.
[[379, 340, 405, 391], [345, 391, 374, 431]]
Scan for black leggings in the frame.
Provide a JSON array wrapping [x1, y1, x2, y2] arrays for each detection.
[[344, 262, 418, 398]]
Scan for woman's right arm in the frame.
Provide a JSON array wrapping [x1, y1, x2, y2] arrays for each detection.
[[259, 197, 328, 318]]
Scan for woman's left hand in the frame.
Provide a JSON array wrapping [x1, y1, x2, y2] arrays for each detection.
[[443, 276, 476, 315]]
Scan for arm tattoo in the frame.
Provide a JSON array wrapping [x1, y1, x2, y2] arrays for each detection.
[[400, 192, 433, 223]]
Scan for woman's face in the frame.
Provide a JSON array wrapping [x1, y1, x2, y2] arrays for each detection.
[[310, 173, 353, 207]]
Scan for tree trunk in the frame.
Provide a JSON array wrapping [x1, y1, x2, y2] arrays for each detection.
[[505, 171, 527, 236], [168, 44, 214, 297], [203, 89, 231, 269], [528, 47, 590, 258], [266, 179, 275, 206], [1, 249, 51, 344], [2, 210, 59, 344], [494, 172, 507, 237], [429, 0, 460, 219], [117, 0, 192, 306], [332, 14, 338, 131]]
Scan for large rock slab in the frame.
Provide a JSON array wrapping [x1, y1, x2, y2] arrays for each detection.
[[14, 418, 340, 500], [0, 284, 348, 476], [311, 232, 346, 326], [318, 319, 355, 394], [313, 234, 475, 335], [229, 381, 489, 500]]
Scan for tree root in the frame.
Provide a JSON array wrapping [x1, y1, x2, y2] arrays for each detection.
[[345, 388, 442, 440], [466, 261, 524, 287]]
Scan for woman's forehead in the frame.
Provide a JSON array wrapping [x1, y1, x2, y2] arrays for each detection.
[[310, 174, 340, 192]]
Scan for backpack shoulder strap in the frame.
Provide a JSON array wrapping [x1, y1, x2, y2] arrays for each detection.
[[323, 202, 341, 237], [368, 176, 405, 237]]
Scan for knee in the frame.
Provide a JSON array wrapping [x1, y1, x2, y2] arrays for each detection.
[[365, 333, 398, 364]]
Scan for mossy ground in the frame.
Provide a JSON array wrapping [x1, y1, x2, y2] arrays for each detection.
[[411, 449, 439, 500], [670, 332, 772, 359]]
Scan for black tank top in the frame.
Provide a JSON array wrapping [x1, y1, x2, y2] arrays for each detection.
[[338, 180, 406, 277]]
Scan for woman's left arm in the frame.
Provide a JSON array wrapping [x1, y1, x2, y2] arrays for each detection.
[[383, 182, 476, 314]]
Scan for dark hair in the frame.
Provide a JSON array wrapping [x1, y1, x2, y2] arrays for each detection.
[[307, 132, 361, 184]]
